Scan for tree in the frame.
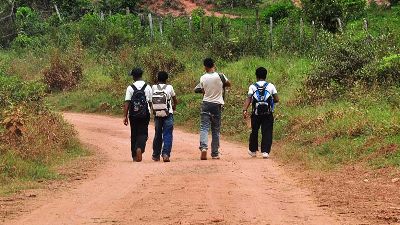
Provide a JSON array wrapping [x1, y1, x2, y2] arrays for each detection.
[[302, 0, 343, 33], [99, 0, 142, 14], [0, 0, 17, 46]]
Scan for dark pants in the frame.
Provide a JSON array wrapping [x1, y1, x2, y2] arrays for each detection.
[[129, 116, 150, 159], [153, 114, 174, 158], [199, 102, 222, 157], [249, 114, 274, 154]]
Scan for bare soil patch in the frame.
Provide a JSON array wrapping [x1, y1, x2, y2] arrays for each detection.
[[275, 142, 400, 225]]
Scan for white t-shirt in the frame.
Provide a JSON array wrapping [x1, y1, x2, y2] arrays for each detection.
[[125, 80, 153, 111], [152, 84, 176, 114], [199, 72, 228, 105], [248, 81, 278, 98]]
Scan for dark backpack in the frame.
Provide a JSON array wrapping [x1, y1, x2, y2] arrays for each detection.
[[129, 84, 149, 118], [219, 73, 227, 100], [252, 82, 274, 116]]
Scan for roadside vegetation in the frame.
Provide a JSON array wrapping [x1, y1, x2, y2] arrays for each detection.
[[0, 0, 399, 194]]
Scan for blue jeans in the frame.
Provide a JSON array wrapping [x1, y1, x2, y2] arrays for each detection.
[[199, 102, 222, 157], [153, 114, 174, 157]]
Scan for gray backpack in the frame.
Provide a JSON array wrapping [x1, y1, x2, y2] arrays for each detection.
[[152, 84, 170, 117]]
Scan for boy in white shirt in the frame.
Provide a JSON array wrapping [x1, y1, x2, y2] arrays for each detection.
[[123, 68, 152, 162], [151, 71, 178, 162], [242, 67, 279, 159], [198, 58, 231, 160]]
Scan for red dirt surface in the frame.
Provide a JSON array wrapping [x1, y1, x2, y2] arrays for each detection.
[[1, 113, 359, 225]]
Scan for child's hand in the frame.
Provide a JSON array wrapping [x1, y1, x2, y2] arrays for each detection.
[[123, 117, 129, 126], [243, 110, 248, 119]]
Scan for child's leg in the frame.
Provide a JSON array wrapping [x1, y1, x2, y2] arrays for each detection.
[[135, 116, 150, 154], [261, 114, 274, 153], [129, 117, 138, 160], [249, 115, 262, 152], [199, 112, 211, 151], [152, 117, 164, 159], [162, 115, 174, 157], [210, 109, 221, 157]]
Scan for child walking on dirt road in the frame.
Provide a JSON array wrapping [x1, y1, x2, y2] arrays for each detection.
[[123, 68, 153, 162], [151, 71, 178, 162], [198, 58, 231, 160], [242, 67, 279, 159]]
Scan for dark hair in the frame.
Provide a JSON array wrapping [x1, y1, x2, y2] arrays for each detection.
[[203, 58, 215, 69], [130, 67, 143, 79], [256, 67, 268, 79], [157, 71, 169, 82]]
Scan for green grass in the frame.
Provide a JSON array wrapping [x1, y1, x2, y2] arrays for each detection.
[[0, 140, 88, 195], [47, 89, 122, 114]]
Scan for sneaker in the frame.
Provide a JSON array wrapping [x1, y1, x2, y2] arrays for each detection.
[[248, 150, 257, 158], [136, 148, 143, 162], [262, 152, 270, 159], [200, 148, 207, 160], [162, 155, 170, 162], [211, 155, 220, 160], [152, 156, 160, 162]]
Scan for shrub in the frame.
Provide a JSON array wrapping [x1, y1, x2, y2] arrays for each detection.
[[98, 0, 141, 14], [43, 43, 84, 91], [139, 44, 185, 83], [15, 7, 48, 36], [262, 0, 295, 22], [302, 0, 343, 33], [341, 0, 366, 20], [11, 34, 42, 49], [360, 54, 400, 84], [303, 35, 399, 101], [0, 73, 77, 161], [53, 0, 93, 20]]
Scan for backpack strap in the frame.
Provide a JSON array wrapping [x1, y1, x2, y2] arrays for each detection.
[[254, 82, 270, 101], [218, 73, 227, 87], [140, 83, 147, 91], [131, 83, 147, 92], [219, 73, 227, 100], [157, 84, 167, 91]]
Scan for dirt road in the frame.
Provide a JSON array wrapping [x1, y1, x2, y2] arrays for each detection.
[[4, 113, 354, 225]]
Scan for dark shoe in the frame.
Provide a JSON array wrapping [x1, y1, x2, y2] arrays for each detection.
[[152, 156, 160, 162], [132, 157, 137, 162], [200, 149, 207, 160], [162, 155, 170, 162], [136, 148, 142, 162]]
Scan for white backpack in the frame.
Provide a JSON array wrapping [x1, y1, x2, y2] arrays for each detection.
[[152, 84, 170, 117]]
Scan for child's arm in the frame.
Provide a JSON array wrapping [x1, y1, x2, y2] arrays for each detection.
[[242, 96, 252, 119], [172, 96, 178, 112], [123, 102, 129, 126]]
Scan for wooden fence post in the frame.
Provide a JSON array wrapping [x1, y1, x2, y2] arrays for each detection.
[[312, 21, 317, 45], [126, 7, 130, 15], [148, 13, 154, 40], [159, 17, 163, 37], [188, 16, 192, 32], [54, 4, 62, 22], [256, 7, 260, 33], [269, 17, 273, 51], [337, 18, 343, 33], [100, 11, 104, 21], [363, 18, 368, 32], [300, 18, 304, 49]]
